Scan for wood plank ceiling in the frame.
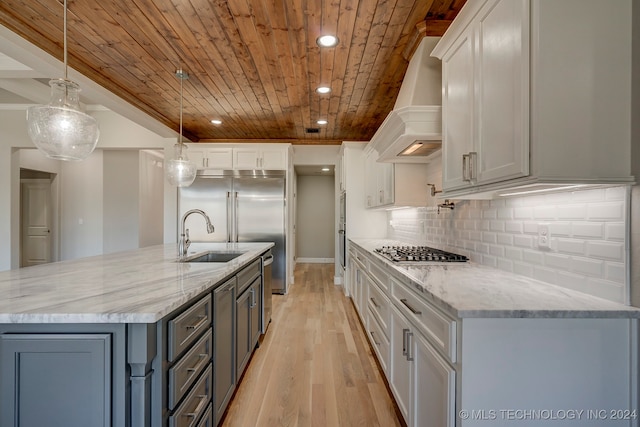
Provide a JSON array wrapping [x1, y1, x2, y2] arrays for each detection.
[[0, 0, 465, 144]]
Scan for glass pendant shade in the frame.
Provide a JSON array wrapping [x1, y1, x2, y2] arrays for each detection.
[[166, 143, 197, 187], [27, 79, 100, 161]]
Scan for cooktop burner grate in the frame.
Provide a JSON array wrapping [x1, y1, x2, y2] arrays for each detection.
[[374, 245, 468, 263]]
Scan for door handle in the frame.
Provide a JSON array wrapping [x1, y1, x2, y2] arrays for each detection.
[[226, 192, 232, 243], [234, 191, 239, 242]]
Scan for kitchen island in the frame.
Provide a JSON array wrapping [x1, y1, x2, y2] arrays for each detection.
[[0, 242, 273, 427], [348, 238, 639, 427]]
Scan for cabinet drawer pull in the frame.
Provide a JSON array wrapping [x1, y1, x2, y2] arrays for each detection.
[[402, 328, 409, 356], [184, 395, 209, 417], [186, 353, 209, 373], [406, 331, 414, 362], [400, 298, 422, 315], [370, 297, 380, 308], [369, 330, 381, 346], [185, 315, 208, 331]]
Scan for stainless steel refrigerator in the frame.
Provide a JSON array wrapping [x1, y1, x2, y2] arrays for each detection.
[[178, 170, 287, 293]]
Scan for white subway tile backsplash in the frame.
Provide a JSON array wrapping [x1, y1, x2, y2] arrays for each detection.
[[387, 186, 629, 304], [557, 204, 588, 220], [556, 239, 586, 255], [544, 253, 571, 269], [605, 186, 627, 200], [523, 250, 544, 265], [605, 223, 626, 241], [588, 203, 624, 220], [513, 206, 533, 219], [550, 222, 571, 237], [587, 241, 624, 261], [505, 221, 523, 233], [513, 234, 534, 248], [606, 263, 626, 284], [571, 257, 604, 277], [571, 222, 604, 239]]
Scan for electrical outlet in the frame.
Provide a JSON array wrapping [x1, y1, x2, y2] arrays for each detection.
[[538, 223, 550, 249]]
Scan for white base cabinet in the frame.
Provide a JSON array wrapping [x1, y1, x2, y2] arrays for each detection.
[[348, 241, 638, 427]]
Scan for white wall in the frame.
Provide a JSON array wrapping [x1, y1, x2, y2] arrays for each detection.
[[292, 145, 340, 165], [296, 174, 335, 261], [103, 151, 139, 254], [0, 106, 176, 270], [139, 150, 165, 248]]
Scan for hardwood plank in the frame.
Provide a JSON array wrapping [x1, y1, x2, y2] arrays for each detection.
[[220, 263, 402, 427]]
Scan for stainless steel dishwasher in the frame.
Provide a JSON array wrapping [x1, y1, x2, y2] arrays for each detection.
[[261, 250, 273, 334]]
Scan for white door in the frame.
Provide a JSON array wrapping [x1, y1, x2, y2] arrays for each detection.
[[390, 305, 412, 424], [21, 180, 52, 267]]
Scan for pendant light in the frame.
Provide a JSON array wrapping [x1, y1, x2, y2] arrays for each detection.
[[26, 0, 99, 161], [165, 69, 197, 187]]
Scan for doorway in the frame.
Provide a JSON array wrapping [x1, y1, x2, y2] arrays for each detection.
[[20, 169, 55, 267]]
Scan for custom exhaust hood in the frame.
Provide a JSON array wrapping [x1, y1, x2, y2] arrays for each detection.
[[371, 37, 442, 163]]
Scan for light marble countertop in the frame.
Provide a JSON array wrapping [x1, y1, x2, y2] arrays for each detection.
[[350, 238, 640, 319], [0, 242, 273, 324]]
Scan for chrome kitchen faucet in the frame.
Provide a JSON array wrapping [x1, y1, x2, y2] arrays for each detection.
[[179, 209, 215, 258]]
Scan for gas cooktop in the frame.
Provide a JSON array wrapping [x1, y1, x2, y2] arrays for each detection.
[[374, 245, 468, 263]]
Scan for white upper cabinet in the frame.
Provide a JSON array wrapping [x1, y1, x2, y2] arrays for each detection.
[[233, 146, 287, 170], [364, 148, 428, 209], [186, 144, 289, 171], [188, 146, 233, 169], [432, 0, 634, 197]]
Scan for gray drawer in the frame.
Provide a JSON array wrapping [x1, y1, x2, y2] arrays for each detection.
[[237, 259, 261, 294], [168, 329, 212, 410], [196, 403, 213, 427], [168, 295, 212, 362], [169, 364, 213, 427]]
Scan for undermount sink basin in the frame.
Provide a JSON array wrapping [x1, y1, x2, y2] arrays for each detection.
[[181, 251, 246, 263]]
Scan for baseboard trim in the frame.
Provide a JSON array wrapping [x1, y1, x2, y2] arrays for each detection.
[[296, 257, 335, 263]]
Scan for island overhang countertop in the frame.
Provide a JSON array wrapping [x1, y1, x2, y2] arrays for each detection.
[[0, 242, 273, 324]]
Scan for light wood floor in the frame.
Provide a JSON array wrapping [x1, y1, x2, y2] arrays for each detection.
[[221, 263, 403, 427]]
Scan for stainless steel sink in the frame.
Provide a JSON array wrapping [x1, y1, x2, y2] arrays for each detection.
[[181, 251, 245, 263]]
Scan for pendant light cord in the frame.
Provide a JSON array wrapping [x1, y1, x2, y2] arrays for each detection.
[[179, 69, 183, 145], [63, 0, 68, 80]]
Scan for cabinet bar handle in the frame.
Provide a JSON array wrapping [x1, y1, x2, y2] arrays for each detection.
[[469, 151, 477, 180], [402, 328, 409, 356], [400, 298, 422, 315], [370, 297, 380, 308], [185, 314, 208, 331], [462, 154, 470, 181], [184, 394, 209, 417], [406, 331, 414, 362], [370, 330, 381, 346]]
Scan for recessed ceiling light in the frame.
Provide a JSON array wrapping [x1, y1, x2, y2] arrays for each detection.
[[321, 167, 330, 172], [316, 35, 339, 47], [317, 119, 328, 125], [211, 119, 222, 125], [316, 86, 331, 94]]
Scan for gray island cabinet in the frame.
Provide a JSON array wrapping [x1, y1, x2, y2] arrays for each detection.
[[0, 242, 273, 427]]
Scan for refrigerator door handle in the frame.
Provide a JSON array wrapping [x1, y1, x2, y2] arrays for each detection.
[[234, 191, 239, 242], [226, 192, 232, 243]]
